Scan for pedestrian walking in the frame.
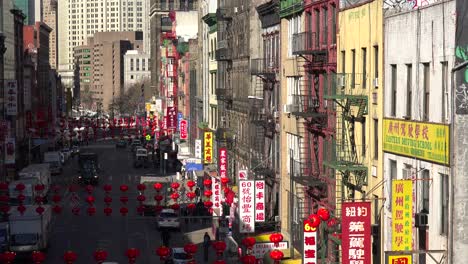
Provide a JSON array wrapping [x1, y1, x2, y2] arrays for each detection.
[[203, 232, 211, 262]]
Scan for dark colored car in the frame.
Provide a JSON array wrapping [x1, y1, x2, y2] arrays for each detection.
[[116, 140, 127, 148], [78, 163, 99, 185]]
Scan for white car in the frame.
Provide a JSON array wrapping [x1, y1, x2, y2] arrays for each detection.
[[157, 209, 180, 230], [166, 248, 194, 264]]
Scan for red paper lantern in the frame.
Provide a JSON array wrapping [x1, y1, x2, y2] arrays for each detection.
[[153, 183, 163, 191], [34, 184, 45, 192], [15, 183, 25, 191], [104, 196, 112, 205], [309, 214, 321, 228], [87, 207, 97, 216], [52, 185, 61, 193], [186, 180, 196, 190], [221, 177, 230, 185], [154, 195, 163, 202], [327, 218, 337, 228], [186, 192, 196, 200], [213, 261, 226, 264], [223, 187, 231, 195], [170, 192, 180, 201], [36, 206, 45, 215], [93, 249, 108, 262], [156, 246, 171, 260], [0, 182, 8, 191], [203, 179, 212, 187], [212, 240, 227, 256], [204, 201, 213, 208], [242, 237, 256, 249], [68, 184, 79, 193], [126, 248, 140, 262], [104, 207, 112, 216], [35, 196, 44, 204], [17, 194, 26, 202], [155, 205, 163, 212], [183, 243, 197, 256], [72, 207, 80, 215], [170, 182, 180, 190], [137, 183, 146, 191], [86, 195, 95, 205], [0, 251, 16, 263], [317, 207, 330, 221], [269, 233, 283, 247], [120, 207, 129, 216], [240, 255, 256, 264], [63, 250, 77, 263], [137, 205, 145, 214], [187, 203, 196, 211], [0, 195, 9, 203], [52, 194, 61, 203], [120, 196, 129, 204], [17, 205, 26, 214], [85, 185, 94, 194], [52, 205, 62, 214], [103, 184, 112, 193], [32, 250, 46, 263], [0, 205, 10, 214], [171, 204, 180, 210], [120, 184, 129, 192], [269, 249, 284, 261], [136, 195, 146, 202], [204, 190, 213, 198]]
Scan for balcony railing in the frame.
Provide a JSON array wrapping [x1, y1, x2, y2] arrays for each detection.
[[279, 0, 304, 18], [292, 31, 322, 55], [250, 58, 279, 77], [152, 0, 198, 11]]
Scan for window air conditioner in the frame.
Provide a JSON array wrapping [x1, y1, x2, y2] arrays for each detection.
[[338, 76, 345, 87], [373, 77, 379, 88]]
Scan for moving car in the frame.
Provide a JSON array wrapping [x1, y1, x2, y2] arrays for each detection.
[[78, 153, 100, 185], [131, 141, 142, 152], [43, 151, 63, 175], [133, 148, 148, 168], [165, 248, 194, 264], [116, 140, 127, 148], [71, 146, 80, 156], [157, 209, 180, 230]]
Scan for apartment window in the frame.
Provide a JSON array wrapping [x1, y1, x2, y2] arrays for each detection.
[[362, 48, 367, 88], [315, 9, 320, 47], [406, 64, 412, 118], [351, 49, 356, 88], [130, 59, 134, 71], [136, 59, 139, 71], [322, 7, 328, 45], [361, 118, 366, 156], [331, 5, 336, 44], [287, 77, 300, 104], [374, 45, 379, 79], [288, 15, 301, 57], [341, 51, 345, 73], [391, 65, 397, 116], [373, 119, 378, 159], [422, 169, 430, 212], [423, 63, 430, 120], [389, 159, 397, 211], [442, 62, 448, 121], [440, 173, 449, 235]]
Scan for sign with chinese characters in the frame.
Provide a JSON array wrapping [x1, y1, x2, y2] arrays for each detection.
[[218, 147, 228, 178], [180, 119, 188, 140], [166, 107, 178, 130], [212, 177, 222, 216], [255, 180, 265, 222], [195, 139, 202, 159], [303, 219, 317, 264], [342, 202, 372, 264], [203, 132, 213, 164], [4, 80, 17, 116], [4, 138, 15, 164], [252, 242, 288, 259], [383, 118, 450, 165], [239, 180, 255, 233], [392, 180, 413, 251], [238, 170, 248, 181], [389, 255, 412, 264]]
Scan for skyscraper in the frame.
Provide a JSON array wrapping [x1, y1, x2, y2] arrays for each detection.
[[58, 0, 150, 89]]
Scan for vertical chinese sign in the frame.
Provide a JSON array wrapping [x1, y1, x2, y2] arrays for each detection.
[[239, 180, 255, 233], [203, 132, 213, 164], [180, 119, 188, 140], [254, 180, 265, 222], [4, 138, 15, 165], [166, 106, 177, 130], [212, 178, 221, 216], [195, 139, 202, 159], [392, 180, 413, 251], [218, 147, 228, 178], [303, 219, 317, 264], [4, 80, 17, 116], [342, 202, 372, 264]]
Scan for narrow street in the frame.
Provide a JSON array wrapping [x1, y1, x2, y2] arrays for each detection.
[[37, 140, 216, 264]]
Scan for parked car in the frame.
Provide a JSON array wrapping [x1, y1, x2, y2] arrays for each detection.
[[131, 142, 142, 152], [71, 146, 80, 156], [116, 140, 127, 148], [61, 148, 72, 161], [157, 209, 180, 230], [165, 248, 194, 264]]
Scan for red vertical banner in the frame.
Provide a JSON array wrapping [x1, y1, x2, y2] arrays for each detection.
[[180, 119, 188, 140], [341, 202, 372, 264], [166, 106, 177, 130]]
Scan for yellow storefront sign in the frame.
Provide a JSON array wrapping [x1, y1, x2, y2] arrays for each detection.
[[204, 132, 213, 164], [383, 118, 449, 166], [392, 180, 413, 251], [389, 255, 412, 264]]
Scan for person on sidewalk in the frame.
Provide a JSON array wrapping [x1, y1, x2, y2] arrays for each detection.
[[203, 232, 211, 262]]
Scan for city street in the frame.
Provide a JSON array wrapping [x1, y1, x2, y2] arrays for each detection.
[[32, 140, 217, 264]]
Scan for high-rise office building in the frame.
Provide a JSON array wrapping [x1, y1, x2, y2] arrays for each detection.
[[58, 0, 150, 89]]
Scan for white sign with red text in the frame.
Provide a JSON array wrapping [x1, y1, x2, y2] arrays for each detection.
[[303, 220, 318, 264], [180, 119, 188, 140], [219, 147, 227, 178], [239, 180, 255, 233], [4, 80, 17, 116], [255, 180, 265, 222], [195, 139, 202, 159], [212, 177, 222, 216], [238, 170, 248, 181], [252, 242, 288, 259]]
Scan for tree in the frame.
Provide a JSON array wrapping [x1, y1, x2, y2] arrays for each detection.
[[80, 85, 94, 110], [111, 79, 151, 116]]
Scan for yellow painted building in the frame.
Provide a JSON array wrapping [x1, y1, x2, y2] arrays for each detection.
[[333, 0, 384, 260], [202, 13, 218, 131]]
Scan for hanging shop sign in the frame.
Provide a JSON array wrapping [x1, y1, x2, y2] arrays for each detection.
[[203, 132, 213, 164], [254, 180, 265, 222], [195, 139, 202, 159], [4, 80, 17, 116], [389, 255, 412, 264], [252, 242, 288, 259], [212, 177, 222, 216], [383, 118, 450, 165], [392, 180, 413, 251], [342, 201, 372, 264], [4, 138, 15, 164], [180, 119, 188, 140], [218, 147, 228, 178], [238, 170, 248, 181], [166, 107, 178, 130], [303, 219, 318, 264], [239, 180, 255, 233]]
